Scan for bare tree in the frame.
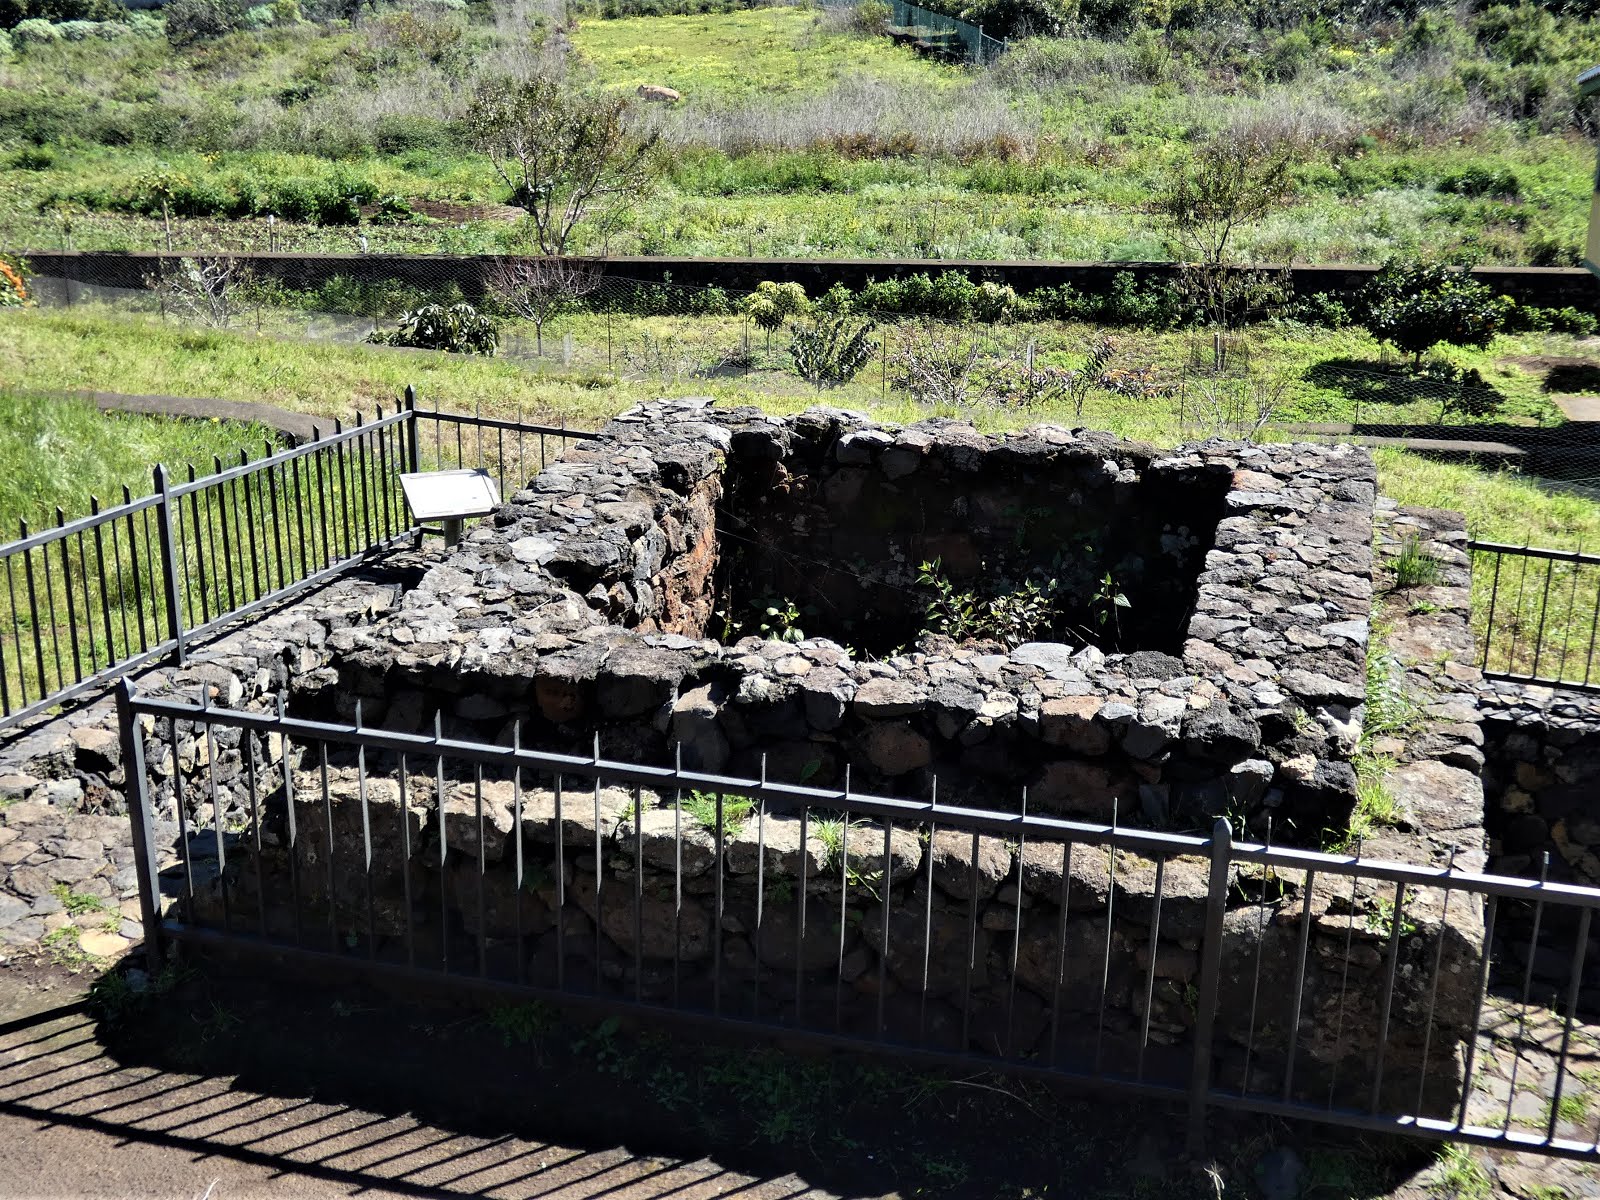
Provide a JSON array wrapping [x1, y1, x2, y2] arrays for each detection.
[[486, 254, 600, 355], [466, 75, 659, 256], [888, 324, 997, 410], [1182, 369, 1287, 441], [151, 255, 253, 328]]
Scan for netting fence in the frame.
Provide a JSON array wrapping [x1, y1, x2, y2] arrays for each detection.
[[813, 0, 1008, 64]]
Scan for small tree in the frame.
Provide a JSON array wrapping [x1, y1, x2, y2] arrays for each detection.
[[152, 255, 252, 328], [1360, 260, 1511, 367], [486, 254, 599, 356], [889, 324, 996, 410], [1156, 134, 1296, 327], [790, 315, 878, 388], [465, 76, 659, 257], [742, 281, 810, 350], [133, 167, 191, 252]]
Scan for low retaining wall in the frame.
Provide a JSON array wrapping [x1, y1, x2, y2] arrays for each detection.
[[16, 251, 1600, 312]]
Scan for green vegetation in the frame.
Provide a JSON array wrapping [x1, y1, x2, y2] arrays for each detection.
[[1391, 536, 1444, 590], [0, 387, 273, 528], [1430, 1143, 1492, 1200], [680, 789, 755, 836], [1, 0, 1598, 263]]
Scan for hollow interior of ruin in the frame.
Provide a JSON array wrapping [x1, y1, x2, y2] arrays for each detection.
[[705, 445, 1233, 657]]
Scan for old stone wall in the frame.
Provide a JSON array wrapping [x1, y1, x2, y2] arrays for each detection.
[[714, 420, 1227, 653], [1480, 682, 1600, 887], [327, 400, 1379, 842], [0, 403, 1491, 1127]]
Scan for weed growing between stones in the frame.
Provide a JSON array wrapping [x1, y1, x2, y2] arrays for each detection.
[[1392, 536, 1444, 590], [680, 790, 756, 837]]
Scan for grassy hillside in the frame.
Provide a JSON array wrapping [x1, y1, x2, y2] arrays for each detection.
[[1, 0, 1596, 263]]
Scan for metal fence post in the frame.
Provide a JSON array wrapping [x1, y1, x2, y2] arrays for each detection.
[[115, 678, 165, 965], [1186, 816, 1233, 1154], [404, 384, 420, 475], [153, 463, 186, 665]]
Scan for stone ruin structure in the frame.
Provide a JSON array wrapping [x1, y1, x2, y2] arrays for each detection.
[[7, 399, 1490, 1118]]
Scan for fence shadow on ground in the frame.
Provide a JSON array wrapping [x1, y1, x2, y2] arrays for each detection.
[[0, 960, 1436, 1200]]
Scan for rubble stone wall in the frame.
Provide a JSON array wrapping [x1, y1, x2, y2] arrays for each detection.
[[1480, 683, 1600, 887], [327, 400, 1381, 842]]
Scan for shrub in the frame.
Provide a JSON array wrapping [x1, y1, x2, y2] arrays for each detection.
[[959, 0, 1068, 38], [10, 17, 59, 43], [373, 113, 449, 154], [790, 316, 879, 387], [123, 10, 162, 34], [0, 27, 10, 55], [243, 3, 275, 26], [849, 0, 889, 33], [1437, 166, 1520, 198], [55, 16, 93, 35], [1359, 261, 1511, 366], [8, 145, 52, 170], [1502, 303, 1598, 336], [370, 303, 499, 355], [164, 0, 244, 44]]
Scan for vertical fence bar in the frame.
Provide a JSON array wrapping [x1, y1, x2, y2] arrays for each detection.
[[90, 499, 114, 671], [116, 680, 164, 963], [56, 509, 82, 684], [1186, 818, 1231, 1152], [153, 466, 186, 665]]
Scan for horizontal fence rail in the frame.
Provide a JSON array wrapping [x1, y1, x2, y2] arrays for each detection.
[[0, 396, 596, 731], [1472, 539, 1600, 692], [120, 686, 1600, 1160]]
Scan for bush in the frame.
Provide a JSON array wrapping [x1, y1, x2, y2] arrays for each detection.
[[1502, 303, 1599, 336], [55, 16, 94, 36], [10, 17, 60, 43], [370, 303, 499, 354], [848, 0, 889, 33], [1360, 261, 1511, 365], [959, 0, 1069, 38], [8, 145, 53, 169], [373, 113, 450, 154], [243, 2, 275, 25], [164, 0, 244, 44], [1437, 166, 1520, 198], [124, 10, 162, 34]]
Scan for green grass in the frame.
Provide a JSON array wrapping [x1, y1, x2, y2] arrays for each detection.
[[1391, 535, 1443, 589], [680, 789, 756, 837], [1430, 1144, 1491, 1200], [0, 388, 274, 530], [570, 8, 956, 101], [1, 3, 1597, 263]]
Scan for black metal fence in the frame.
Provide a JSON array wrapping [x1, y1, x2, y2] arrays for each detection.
[[1472, 539, 1600, 692], [117, 683, 1600, 1161], [0, 396, 595, 730]]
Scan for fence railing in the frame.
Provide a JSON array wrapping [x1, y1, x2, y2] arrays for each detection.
[[0, 396, 596, 731], [1472, 539, 1600, 692], [118, 683, 1600, 1160]]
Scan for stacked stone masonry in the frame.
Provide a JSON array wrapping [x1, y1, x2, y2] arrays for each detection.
[[0, 402, 1492, 1121]]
